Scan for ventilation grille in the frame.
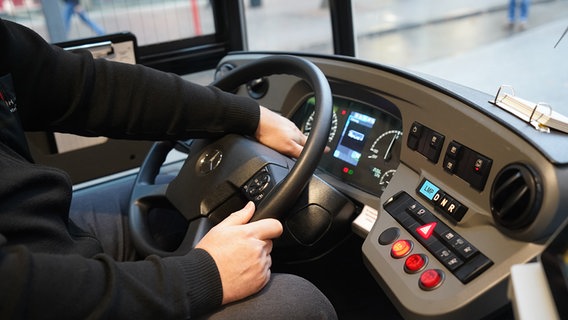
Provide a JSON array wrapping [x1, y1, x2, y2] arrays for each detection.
[[490, 164, 542, 230]]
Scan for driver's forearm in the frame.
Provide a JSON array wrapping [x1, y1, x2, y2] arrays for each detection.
[[1, 18, 260, 141], [0, 246, 222, 319]]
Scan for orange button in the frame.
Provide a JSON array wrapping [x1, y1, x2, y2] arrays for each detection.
[[404, 254, 427, 273], [391, 239, 413, 258], [419, 269, 444, 290]]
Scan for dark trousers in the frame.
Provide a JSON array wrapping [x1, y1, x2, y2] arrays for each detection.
[[69, 175, 337, 319]]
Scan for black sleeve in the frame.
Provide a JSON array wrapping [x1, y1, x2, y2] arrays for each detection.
[[0, 18, 241, 319], [0, 241, 223, 319], [0, 18, 260, 140]]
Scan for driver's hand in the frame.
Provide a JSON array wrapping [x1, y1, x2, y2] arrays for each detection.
[[255, 106, 307, 158], [195, 201, 283, 305]]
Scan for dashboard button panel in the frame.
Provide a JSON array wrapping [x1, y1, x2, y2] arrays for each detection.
[[406, 121, 493, 192], [407, 121, 445, 163], [443, 140, 493, 191], [242, 166, 274, 203], [383, 191, 493, 284]]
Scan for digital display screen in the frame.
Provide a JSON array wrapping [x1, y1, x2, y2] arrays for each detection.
[[333, 111, 376, 166], [292, 93, 403, 197]]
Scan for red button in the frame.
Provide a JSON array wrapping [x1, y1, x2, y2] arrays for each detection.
[[391, 239, 413, 258], [419, 269, 444, 290], [404, 254, 428, 273], [416, 222, 437, 239]]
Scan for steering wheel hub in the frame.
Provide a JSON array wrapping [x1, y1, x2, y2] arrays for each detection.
[[197, 149, 223, 174]]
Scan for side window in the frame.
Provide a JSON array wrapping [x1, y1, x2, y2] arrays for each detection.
[[1, 0, 215, 45], [1, 1, 246, 81], [3, 1, 229, 184], [244, 0, 334, 54]]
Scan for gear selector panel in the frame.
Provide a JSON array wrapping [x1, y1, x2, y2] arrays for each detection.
[[383, 191, 493, 284]]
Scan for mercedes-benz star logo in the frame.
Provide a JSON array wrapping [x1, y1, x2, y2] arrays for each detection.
[[198, 149, 223, 174]]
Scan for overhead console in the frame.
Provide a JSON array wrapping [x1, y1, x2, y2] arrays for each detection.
[[215, 53, 568, 320]]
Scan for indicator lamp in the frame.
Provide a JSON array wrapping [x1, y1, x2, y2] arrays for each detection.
[[419, 269, 444, 290], [391, 239, 413, 258], [404, 254, 428, 273], [342, 167, 354, 175]]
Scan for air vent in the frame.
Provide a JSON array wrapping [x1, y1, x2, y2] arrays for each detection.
[[246, 77, 269, 99], [490, 164, 542, 230]]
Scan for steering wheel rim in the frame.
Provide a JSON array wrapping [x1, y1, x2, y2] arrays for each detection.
[[129, 55, 332, 257]]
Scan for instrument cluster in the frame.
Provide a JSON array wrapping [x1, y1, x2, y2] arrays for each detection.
[[292, 95, 402, 197]]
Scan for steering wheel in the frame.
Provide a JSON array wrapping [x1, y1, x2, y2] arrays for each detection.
[[129, 55, 332, 257]]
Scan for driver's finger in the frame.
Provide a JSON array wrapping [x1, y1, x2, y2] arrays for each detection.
[[218, 201, 255, 226], [297, 130, 308, 146], [246, 218, 283, 240], [288, 142, 304, 159]]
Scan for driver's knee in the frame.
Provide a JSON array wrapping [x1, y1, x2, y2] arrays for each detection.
[[199, 273, 337, 319]]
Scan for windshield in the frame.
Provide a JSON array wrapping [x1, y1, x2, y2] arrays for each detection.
[[243, 0, 568, 114]]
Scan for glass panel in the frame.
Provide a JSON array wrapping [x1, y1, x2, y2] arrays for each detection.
[[353, 0, 568, 113], [0, 0, 215, 45], [244, 0, 333, 54]]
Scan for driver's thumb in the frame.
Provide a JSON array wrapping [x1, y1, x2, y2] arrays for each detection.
[[220, 201, 255, 226]]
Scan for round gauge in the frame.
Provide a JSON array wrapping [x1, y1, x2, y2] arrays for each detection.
[[379, 169, 397, 187], [302, 110, 338, 143], [368, 130, 403, 163]]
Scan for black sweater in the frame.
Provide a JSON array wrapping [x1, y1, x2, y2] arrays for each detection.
[[0, 19, 260, 319]]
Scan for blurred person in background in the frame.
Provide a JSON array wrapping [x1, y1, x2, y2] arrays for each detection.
[[62, 0, 105, 37], [507, 0, 530, 30]]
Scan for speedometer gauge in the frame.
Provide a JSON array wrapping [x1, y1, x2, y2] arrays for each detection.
[[303, 110, 338, 143], [368, 130, 403, 191], [368, 130, 403, 163]]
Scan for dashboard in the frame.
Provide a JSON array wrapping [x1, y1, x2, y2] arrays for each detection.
[[216, 53, 568, 320]]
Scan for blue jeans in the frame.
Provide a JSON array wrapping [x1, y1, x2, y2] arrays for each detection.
[[508, 0, 530, 22], [63, 2, 105, 36]]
